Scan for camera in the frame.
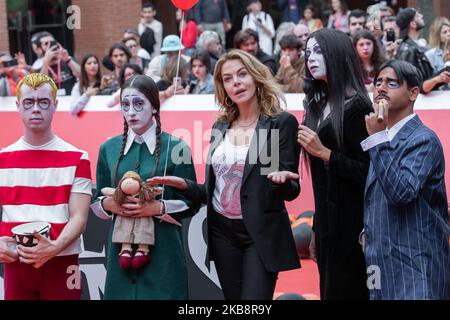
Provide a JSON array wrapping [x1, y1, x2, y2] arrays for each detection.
[[1, 59, 18, 68], [386, 30, 396, 43], [49, 40, 58, 50]]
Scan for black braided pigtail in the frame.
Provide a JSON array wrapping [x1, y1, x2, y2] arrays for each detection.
[[112, 118, 129, 186], [152, 112, 162, 177]]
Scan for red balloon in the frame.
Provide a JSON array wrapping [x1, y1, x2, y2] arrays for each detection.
[[170, 0, 199, 11]]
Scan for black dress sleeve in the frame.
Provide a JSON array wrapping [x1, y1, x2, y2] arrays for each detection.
[[328, 95, 372, 186]]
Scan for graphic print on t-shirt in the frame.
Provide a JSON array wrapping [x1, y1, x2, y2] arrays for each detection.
[[219, 161, 245, 215], [211, 135, 249, 218]]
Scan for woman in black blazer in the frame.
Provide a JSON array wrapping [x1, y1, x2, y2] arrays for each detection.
[[149, 50, 301, 300]]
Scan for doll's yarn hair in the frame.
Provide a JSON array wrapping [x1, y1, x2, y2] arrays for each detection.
[[112, 75, 162, 186], [113, 171, 160, 205]]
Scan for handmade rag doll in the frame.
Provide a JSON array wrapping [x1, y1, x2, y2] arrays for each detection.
[[102, 171, 162, 270]]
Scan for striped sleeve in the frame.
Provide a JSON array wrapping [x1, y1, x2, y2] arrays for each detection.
[[71, 151, 92, 195]]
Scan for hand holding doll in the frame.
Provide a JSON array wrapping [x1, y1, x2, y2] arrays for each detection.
[[101, 171, 162, 270]]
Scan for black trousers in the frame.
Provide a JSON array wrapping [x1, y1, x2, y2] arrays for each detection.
[[209, 211, 278, 300]]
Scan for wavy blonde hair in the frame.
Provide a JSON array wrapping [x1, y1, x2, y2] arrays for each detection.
[[213, 49, 285, 123], [428, 17, 450, 49], [16, 73, 58, 101]]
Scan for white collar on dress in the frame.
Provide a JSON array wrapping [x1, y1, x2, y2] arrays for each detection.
[[123, 121, 156, 155]]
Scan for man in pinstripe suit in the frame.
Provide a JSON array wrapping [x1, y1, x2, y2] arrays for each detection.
[[361, 60, 449, 300]]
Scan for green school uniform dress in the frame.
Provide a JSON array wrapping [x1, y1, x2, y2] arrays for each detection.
[[94, 131, 198, 300]]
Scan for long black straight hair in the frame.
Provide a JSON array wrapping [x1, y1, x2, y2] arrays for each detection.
[[112, 75, 162, 185], [79, 53, 101, 95], [303, 28, 368, 150]]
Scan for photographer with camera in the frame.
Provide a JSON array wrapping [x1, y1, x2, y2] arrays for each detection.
[[0, 53, 28, 96], [382, 16, 401, 59], [30, 32, 52, 71], [39, 37, 81, 96]]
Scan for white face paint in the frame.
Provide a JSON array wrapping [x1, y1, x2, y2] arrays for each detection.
[[121, 88, 155, 136], [306, 38, 327, 81], [17, 83, 57, 134]]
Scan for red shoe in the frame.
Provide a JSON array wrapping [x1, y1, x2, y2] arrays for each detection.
[[118, 249, 132, 270], [131, 249, 151, 269]]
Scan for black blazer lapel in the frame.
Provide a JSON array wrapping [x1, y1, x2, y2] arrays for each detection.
[[242, 115, 271, 186], [206, 121, 229, 195]]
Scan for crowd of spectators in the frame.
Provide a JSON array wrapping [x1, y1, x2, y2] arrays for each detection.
[[1, 0, 449, 116]]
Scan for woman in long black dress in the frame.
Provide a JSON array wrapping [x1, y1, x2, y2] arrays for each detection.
[[297, 28, 373, 300]]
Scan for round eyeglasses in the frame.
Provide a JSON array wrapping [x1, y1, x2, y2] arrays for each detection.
[[121, 98, 145, 112], [22, 98, 51, 110]]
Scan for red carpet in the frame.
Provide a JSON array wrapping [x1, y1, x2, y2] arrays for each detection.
[[275, 259, 320, 299]]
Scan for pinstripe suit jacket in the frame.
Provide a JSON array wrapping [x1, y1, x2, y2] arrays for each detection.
[[364, 115, 450, 300]]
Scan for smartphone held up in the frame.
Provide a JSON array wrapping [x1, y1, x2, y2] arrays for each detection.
[[386, 30, 396, 43], [1, 59, 18, 68], [173, 76, 182, 88]]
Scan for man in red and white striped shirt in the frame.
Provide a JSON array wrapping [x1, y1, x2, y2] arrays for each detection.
[[0, 73, 92, 300]]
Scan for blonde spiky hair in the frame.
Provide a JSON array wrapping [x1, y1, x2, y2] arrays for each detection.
[[16, 73, 58, 101]]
